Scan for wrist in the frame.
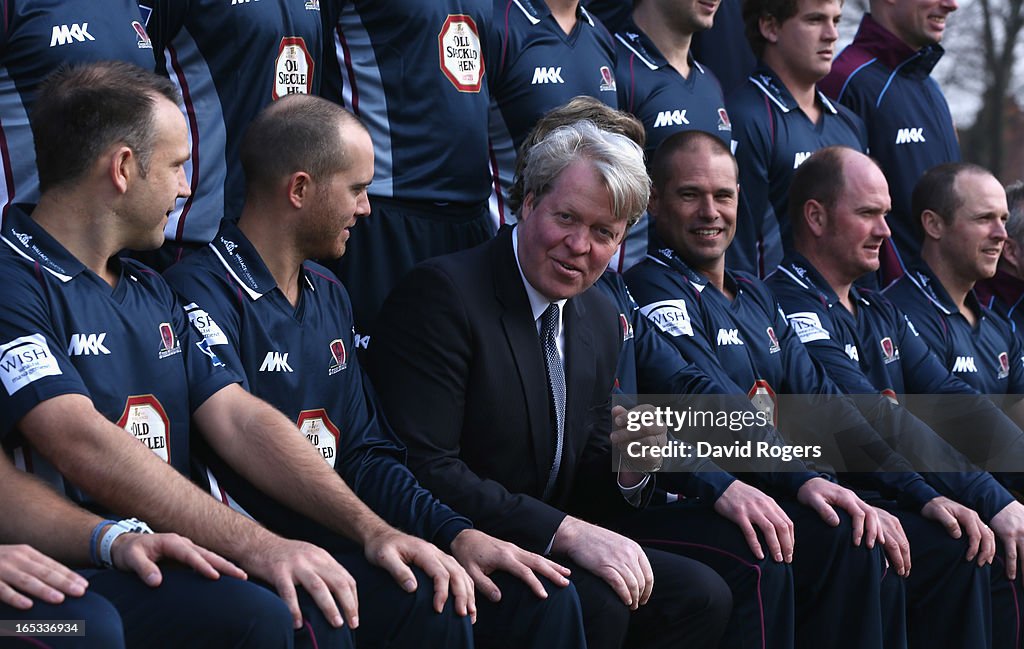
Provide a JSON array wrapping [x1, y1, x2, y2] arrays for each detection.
[[99, 518, 153, 569], [359, 521, 397, 547], [90, 520, 118, 567], [551, 516, 582, 554]]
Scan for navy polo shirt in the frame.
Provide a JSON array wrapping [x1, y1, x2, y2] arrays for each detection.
[[625, 239, 938, 506], [0, 0, 154, 217], [822, 13, 961, 272], [322, 0, 493, 206], [886, 262, 1024, 403], [767, 252, 1017, 520], [488, 0, 617, 226], [142, 0, 324, 242], [726, 64, 867, 278], [164, 222, 472, 550], [0, 204, 238, 514], [613, 22, 730, 158], [596, 270, 819, 499]]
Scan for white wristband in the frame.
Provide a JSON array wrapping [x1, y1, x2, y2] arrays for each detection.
[[99, 518, 154, 569]]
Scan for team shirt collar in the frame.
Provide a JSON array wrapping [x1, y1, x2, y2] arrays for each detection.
[[976, 268, 1024, 314], [1, 204, 87, 283], [511, 0, 594, 27], [852, 13, 945, 76], [902, 258, 979, 317], [748, 64, 838, 115], [646, 233, 711, 293], [775, 251, 876, 308], [208, 221, 314, 302], [614, 21, 704, 74]]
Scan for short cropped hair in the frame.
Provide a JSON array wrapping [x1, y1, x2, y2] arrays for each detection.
[[788, 146, 855, 226], [910, 162, 993, 242], [509, 96, 645, 215], [522, 120, 649, 227], [743, 0, 800, 57], [649, 130, 738, 193], [1005, 181, 1024, 245], [31, 61, 180, 193], [240, 95, 366, 194]]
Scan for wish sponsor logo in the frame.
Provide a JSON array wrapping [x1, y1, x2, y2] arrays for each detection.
[[0, 334, 61, 395], [640, 300, 693, 337]]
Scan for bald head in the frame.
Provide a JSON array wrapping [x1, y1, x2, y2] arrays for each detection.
[[915, 163, 1007, 284], [650, 130, 738, 194], [240, 94, 368, 198], [790, 147, 891, 283]]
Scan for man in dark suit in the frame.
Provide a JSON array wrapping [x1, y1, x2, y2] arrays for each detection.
[[368, 120, 731, 649]]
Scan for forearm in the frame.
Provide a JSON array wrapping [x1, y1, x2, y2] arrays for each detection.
[[0, 463, 97, 564], [200, 393, 392, 546], [20, 394, 272, 563], [347, 451, 471, 549]]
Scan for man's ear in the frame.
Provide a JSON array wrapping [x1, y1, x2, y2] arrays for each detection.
[[803, 199, 827, 238], [1003, 237, 1022, 271], [109, 146, 135, 194], [520, 191, 535, 223], [286, 172, 312, 209], [759, 14, 780, 45], [647, 184, 660, 219], [919, 209, 945, 242]]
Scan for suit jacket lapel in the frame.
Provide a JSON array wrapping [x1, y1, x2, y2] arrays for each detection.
[[563, 295, 594, 454], [492, 228, 556, 485]]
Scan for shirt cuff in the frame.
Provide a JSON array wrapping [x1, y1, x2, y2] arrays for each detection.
[[618, 472, 651, 508]]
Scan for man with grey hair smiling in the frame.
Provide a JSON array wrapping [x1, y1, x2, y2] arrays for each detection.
[[368, 120, 731, 649]]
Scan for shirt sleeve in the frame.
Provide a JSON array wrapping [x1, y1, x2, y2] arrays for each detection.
[[624, 265, 821, 497], [139, 0, 189, 75], [726, 90, 774, 275], [166, 262, 474, 549], [0, 260, 91, 439], [772, 281, 1013, 517]]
